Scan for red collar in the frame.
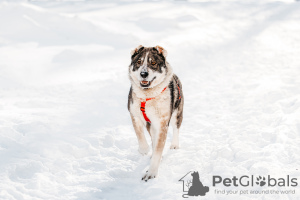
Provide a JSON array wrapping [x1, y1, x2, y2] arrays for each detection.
[[140, 86, 167, 123]]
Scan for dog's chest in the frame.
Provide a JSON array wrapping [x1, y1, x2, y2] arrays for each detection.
[[131, 90, 171, 124]]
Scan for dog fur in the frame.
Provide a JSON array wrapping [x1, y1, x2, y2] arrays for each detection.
[[128, 45, 184, 181]]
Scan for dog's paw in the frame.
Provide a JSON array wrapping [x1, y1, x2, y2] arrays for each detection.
[[138, 145, 149, 155], [170, 144, 179, 149], [141, 169, 158, 182]]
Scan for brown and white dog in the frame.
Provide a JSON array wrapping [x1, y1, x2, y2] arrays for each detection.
[[128, 45, 184, 181]]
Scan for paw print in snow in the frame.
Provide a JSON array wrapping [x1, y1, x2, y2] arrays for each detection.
[[256, 176, 266, 186]]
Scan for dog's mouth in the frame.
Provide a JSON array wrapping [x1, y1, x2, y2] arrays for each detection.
[[140, 77, 156, 88]]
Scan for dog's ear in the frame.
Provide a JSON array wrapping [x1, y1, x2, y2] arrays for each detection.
[[155, 45, 168, 58], [131, 45, 144, 58]]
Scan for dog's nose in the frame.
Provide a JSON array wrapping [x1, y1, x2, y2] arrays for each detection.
[[140, 71, 148, 78]]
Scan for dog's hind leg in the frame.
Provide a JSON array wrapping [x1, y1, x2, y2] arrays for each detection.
[[130, 114, 149, 155], [170, 109, 182, 149], [170, 127, 179, 149]]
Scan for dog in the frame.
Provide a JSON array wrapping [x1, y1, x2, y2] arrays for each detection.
[[128, 45, 184, 181]]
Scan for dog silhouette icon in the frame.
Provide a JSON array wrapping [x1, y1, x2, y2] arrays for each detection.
[[179, 171, 209, 198], [188, 171, 209, 196]]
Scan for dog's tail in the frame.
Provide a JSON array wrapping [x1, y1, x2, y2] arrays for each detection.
[[205, 186, 209, 193]]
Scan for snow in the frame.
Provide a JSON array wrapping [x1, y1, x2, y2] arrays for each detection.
[[0, 0, 300, 199]]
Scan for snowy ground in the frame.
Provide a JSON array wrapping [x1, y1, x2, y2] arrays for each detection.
[[0, 0, 300, 199]]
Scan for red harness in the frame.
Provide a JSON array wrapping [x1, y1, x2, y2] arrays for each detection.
[[140, 81, 181, 123]]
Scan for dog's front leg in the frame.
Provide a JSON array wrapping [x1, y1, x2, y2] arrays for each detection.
[[130, 114, 149, 155], [142, 119, 168, 181]]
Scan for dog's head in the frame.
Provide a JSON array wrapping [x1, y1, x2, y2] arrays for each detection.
[[129, 45, 168, 89], [191, 171, 199, 179]]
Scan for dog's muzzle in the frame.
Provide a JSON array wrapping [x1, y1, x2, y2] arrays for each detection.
[[140, 77, 156, 88]]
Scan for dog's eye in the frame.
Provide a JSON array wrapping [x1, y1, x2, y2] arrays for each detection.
[[151, 61, 156, 65], [137, 60, 141, 64]]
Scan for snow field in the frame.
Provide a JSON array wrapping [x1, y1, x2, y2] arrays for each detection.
[[0, 0, 300, 199]]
